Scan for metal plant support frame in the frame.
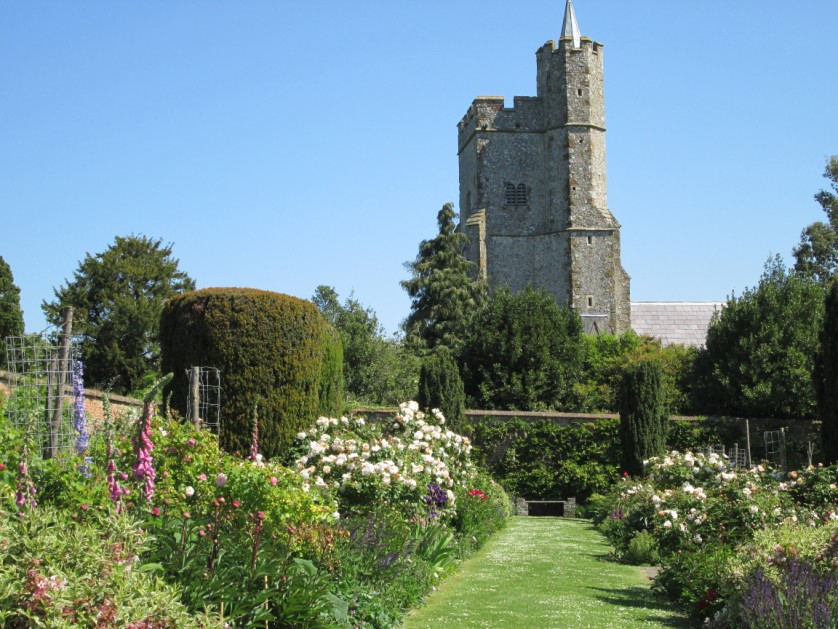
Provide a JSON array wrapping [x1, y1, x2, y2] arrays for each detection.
[[185, 366, 221, 433], [763, 429, 787, 473], [4, 333, 78, 458]]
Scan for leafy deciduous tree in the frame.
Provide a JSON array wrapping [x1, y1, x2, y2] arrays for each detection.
[[401, 203, 486, 356], [794, 156, 838, 284], [0, 256, 24, 340], [692, 256, 824, 419], [460, 286, 584, 411], [313, 286, 418, 405], [43, 235, 195, 395]]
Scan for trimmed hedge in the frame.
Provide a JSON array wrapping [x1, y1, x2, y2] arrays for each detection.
[[160, 288, 343, 459]]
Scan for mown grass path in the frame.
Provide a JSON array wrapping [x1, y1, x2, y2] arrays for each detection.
[[403, 517, 695, 629]]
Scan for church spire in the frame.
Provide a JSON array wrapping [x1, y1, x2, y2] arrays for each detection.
[[561, 0, 581, 48]]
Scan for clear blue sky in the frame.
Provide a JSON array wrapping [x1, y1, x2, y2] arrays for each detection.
[[3, 1, 837, 337]]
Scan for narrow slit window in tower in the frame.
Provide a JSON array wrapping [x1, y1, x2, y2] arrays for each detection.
[[587, 296, 594, 308], [586, 235, 593, 245]]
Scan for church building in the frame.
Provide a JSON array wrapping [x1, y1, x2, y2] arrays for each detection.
[[456, 0, 631, 335]]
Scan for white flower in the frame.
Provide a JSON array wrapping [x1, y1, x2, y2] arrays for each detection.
[[663, 520, 673, 529], [296, 432, 307, 440], [332, 511, 341, 519], [185, 486, 195, 498], [749, 505, 759, 514]]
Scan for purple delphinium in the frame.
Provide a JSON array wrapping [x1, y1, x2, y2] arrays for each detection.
[[739, 561, 837, 628], [72, 360, 89, 456], [132, 402, 156, 502]]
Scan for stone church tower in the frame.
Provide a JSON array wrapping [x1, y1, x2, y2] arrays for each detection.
[[456, 0, 630, 334]]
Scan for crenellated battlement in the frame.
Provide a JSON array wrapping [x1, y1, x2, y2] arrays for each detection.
[[457, 95, 544, 153]]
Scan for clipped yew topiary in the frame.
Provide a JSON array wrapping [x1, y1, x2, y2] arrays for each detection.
[[816, 278, 838, 464], [318, 324, 344, 419], [418, 352, 465, 431], [619, 359, 668, 477], [160, 288, 343, 459]]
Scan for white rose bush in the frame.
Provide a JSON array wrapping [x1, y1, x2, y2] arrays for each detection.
[[589, 449, 838, 626], [293, 401, 476, 520]]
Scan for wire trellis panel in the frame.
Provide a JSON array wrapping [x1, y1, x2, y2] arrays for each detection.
[[4, 335, 78, 458], [185, 366, 221, 433], [764, 429, 786, 472]]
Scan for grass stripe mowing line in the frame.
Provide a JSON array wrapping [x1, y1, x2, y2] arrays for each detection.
[[403, 517, 695, 629]]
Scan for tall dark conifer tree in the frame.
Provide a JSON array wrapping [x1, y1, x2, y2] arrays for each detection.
[[401, 203, 486, 357], [816, 278, 838, 464], [619, 360, 668, 477], [0, 256, 24, 339]]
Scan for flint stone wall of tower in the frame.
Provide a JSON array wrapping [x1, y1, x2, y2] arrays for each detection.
[[457, 29, 630, 335]]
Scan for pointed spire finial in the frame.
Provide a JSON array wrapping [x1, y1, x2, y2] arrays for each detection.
[[561, 0, 581, 48]]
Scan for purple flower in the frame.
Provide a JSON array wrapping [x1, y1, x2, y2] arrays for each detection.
[[72, 361, 89, 456]]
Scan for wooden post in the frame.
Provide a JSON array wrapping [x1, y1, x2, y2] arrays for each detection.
[[47, 307, 73, 458], [189, 366, 201, 428], [745, 419, 752, 469]]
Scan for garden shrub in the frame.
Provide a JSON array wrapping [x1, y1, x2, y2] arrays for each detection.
[[159, 287, 342, 459], [418, 352, 465, 432], [619, 360, 668, 476], [0, 504, 214, 627]]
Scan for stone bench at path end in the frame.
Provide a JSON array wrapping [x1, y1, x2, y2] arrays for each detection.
[[515, 497, 576, 518]]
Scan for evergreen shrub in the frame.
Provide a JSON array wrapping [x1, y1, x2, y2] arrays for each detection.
[[159, 288, 342, 459], [318, 324, 344, 418], [418, 352, 465, 431], [619, 360, 668, 476], [817, 278, 838, 464]]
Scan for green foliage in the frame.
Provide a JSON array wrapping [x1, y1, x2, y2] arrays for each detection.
[[817, 278, 838, 463], [794, 156, 838, 284], [418, 352, 465, 432], [42, 234, 196, 394], [461, 286, 584, 411], [159, 288, 340, 459], [692, 256, 825, 419], [467, 417, 621, 502], [619, 360, 668, 476], [401, 203, 487, 356], [0, 505, 213, 627], [318, 324, 344, 419], [0, 255, 24, 339], [577, 330, 698, 414], [313, 285, 417, 406]]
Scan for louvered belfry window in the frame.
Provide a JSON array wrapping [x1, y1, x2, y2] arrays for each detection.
[[505, 183, 527, 206]]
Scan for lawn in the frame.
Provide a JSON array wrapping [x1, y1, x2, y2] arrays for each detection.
[[403, 517, 695, 629]]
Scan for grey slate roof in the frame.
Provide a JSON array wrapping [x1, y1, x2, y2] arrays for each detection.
[[630, 301, 724, 347]]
